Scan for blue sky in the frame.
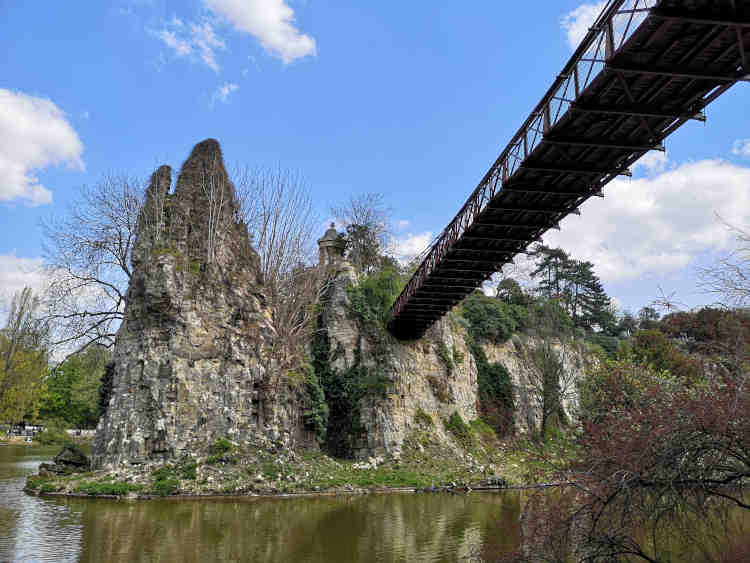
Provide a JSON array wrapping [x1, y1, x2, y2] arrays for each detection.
[[1, 0, 749, 316]]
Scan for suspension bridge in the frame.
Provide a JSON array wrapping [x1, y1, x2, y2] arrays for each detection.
[[388, 0, 749, 340]]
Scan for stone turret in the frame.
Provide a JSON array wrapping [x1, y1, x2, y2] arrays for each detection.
[[317, 223, 346, 268], [92, 139, 316, 469]]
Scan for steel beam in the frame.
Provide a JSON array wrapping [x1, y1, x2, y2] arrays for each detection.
[[608, 65, 750, 82], [542, 137, 664, 152], [571, 103, 706, 121], [520, 165, 608, 176], [649, 13, 750, 29]]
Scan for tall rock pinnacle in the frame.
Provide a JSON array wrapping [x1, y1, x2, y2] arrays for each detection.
[[92, 140, 316, 468]]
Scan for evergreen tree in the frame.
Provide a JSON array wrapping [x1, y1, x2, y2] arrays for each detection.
[[529, 244, 570, 300]]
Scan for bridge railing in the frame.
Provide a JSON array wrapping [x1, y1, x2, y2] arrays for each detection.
[[391, 0, 659, 323]]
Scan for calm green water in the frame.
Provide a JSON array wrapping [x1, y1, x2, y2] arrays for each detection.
[[0, 446, 520, 562]]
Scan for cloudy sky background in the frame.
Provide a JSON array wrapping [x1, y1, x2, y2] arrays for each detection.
[[1, 0, 749, 316]]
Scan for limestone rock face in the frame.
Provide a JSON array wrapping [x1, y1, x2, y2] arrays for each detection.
[[319, 266, 479, 459], [319, 267, 591, 458], [93, 140, 315, 469]]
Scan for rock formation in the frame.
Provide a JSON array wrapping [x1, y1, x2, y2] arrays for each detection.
[[93, 138, 592, 469], [93, 139, 316, 469]]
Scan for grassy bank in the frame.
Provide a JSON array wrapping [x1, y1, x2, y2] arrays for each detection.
[[25, 420, 572, 498]]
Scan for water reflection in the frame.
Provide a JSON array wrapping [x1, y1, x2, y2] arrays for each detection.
[[1, 447, 521, 563], [0, 445, 82, 563], [69, 493, 519, 562]]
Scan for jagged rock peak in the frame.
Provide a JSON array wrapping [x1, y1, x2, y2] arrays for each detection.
[[174, 138, 231, 197]]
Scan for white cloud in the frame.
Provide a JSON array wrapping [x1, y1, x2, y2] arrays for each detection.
[[732, 139, 750, 158], [396, 219, 409, 230], [212, 82, 239, 104], [542, 159, 750, 282], [561, 2, 606, 49], [633, 150, 668, 174], [0, 254, 47, 306], [158, 29, 192, 56], [0, 89, 84, 206], [204, 0, 317, 63], [154, 19, 226, 72], [389, 232, 433, 264], [190, 21, 226, 72]]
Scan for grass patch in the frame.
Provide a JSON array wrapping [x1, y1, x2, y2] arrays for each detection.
[[152, 465, 180, 496], [75, 481, 143, 495]]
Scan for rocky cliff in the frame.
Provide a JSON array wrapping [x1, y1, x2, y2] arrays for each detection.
[[92, 140, 316, 469], [317, 263, 592, 459]]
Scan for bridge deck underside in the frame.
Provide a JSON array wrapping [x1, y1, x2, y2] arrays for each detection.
[[390, 0, 749, 339]]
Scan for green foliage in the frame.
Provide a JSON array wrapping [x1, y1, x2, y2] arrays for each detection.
[[452, 344, 465, 365], [75, 481, 142, 495], [180, 461, 198, 480], [151, 465, 179, 496], [444, 412, 475, 449], [528, 244, 614, 332], [460, 292, 522, 343], [529, 299, 574, 336], [414, 407, 433, 427], [585, 333, 620, 359], [35, 418, 72, 446], [621, 329, 701, 381], [313, 327, 390, 458], [346, 267, 406, 329], [293, 362, 329, 441], [26, 475, 59, 492], [210, 438, 233, 455], [39, 346, 109, 428], [434, 340, 454, 374], [0, 288, 49, 423], [467, 338, 515, 436], [469, 418, 497, 442]]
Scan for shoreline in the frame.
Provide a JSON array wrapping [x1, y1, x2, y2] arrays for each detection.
[[25, 480, 575, 501]]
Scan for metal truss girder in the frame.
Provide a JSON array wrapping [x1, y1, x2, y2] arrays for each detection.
[[449, 248, 516, 255], [443, 258, 504, 265], [542, 137, 664, 152], [483, 206, 567, 215], [571, 103, 706, 121], [608, 65, 750, 82], [519, 165, 608, 176], [649, 12, 750, 29], [500, 186, 594, 196]]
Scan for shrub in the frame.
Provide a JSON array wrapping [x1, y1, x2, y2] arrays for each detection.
[[444, 412, 475, 449], [460, 293, 518, 343], [35, 419, 71, 446], [347, 267, 406, 328], [152, 465, 179, 496], [621, 329, 701, 381], [210, 437, 233, 455], [434, 340, 454, 375], [468, 338, 514, 436], [414, 408, 433, 427]]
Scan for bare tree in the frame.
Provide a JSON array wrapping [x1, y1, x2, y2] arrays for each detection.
[[233, 166, 322, 366], [41, 175, 144, 353], [699, 224, 750, 307], [331, 193, 392, 274], [42, 164, 323, 368]]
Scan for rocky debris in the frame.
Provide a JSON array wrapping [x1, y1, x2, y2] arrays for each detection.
[[38, 445, 91, 475]]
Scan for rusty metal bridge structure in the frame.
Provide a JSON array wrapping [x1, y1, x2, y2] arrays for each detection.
[[388, 0, 749, 340]]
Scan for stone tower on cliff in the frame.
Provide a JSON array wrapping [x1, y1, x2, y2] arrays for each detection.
[[92, 139, 316, 469]]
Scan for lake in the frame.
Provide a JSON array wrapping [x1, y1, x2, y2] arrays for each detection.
[[0, 445, 521, 562]]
